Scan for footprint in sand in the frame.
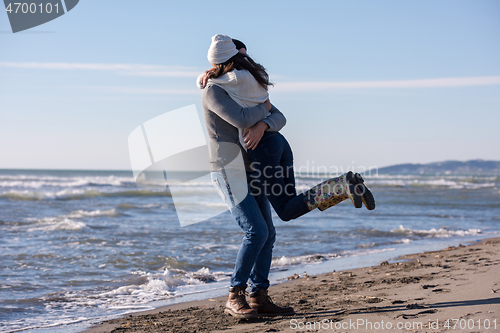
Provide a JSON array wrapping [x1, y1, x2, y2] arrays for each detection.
[[432, 288, 451, 293], [421, 284, 438, 289], [397, 309, 437, 319], [406, 303, 428, 309], [391, 300, 406, 304]]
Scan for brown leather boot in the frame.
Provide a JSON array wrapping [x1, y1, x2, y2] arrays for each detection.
[[224, 286, 258, 319], [249, 289, 295, 316]]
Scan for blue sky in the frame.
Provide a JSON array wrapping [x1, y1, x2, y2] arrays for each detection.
[[1, 0, 499, 171]]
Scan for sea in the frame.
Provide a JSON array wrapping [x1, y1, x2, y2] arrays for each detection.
[[0, 169, 499, 332]]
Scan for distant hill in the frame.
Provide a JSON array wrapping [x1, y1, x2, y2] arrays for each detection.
[[376, 160, 500, 175]]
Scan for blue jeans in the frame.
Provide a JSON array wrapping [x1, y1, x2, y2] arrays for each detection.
[[211, 169, 276, 292], [247, 132, 309, 221]]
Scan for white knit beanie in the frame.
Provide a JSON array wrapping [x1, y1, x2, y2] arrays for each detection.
[[207, 34, 238, 64]]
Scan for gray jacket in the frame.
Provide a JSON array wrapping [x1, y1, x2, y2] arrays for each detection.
[[202, 85, 286, 172]]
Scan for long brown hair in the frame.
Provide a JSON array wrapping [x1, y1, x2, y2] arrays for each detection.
[[209, 53, 273, 90]]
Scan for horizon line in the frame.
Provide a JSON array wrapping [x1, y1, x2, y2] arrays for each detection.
[[0, 158, 497, 173]]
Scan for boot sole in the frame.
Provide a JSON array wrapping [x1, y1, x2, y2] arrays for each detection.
[[346, 171, 363, 208], [356, 184, 375, 210], [224, 308, 258, 319], [353, 174, 376, 210]]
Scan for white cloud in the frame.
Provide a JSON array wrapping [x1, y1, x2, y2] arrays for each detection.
[[123, 71, 200, 77], [110, 76, 500, 96], [110, 87, 201, 95], [272, 76, 500, 92], [0, 61, 201, 77], [2, 62, 499, 92]]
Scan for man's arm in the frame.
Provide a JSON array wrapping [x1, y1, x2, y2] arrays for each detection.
[[196, 73, 205, 89], [242, 104, 287, 150], [203, 85, 271, 129], [197, 68, 216, 89], [261, 104, 286, 132]]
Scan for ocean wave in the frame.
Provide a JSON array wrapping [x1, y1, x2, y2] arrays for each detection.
[[1, 188, 88, 200], [363, 179, 494, 189], [373, 174, 499, 181], [65, 209, 120, 218], [116, 203, 163, 210], [362, 175, 497, 189], [20, 209, 118, 233], [94, 267, 227, 308], [27, 218, 87, 232], [271, 248, 397, 269], [390, 225, 481, 238], [357, 238, 412, 249], [1, 267, 231, 333], [139, 180, 213, 187], [272, 253, 337, 267], [2, 316, 89, 333], [0, 189, 171, 201], [0, 175, 136, 189], [295, 174, 497, 190]]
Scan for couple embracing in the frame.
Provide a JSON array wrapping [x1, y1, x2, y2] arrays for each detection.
[[198, 34, 375, 319]]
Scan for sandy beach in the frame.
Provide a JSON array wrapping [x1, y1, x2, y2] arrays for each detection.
[[84, 237, 500, 333]]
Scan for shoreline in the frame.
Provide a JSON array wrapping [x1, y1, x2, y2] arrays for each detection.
[[84, 237, 500, 333]]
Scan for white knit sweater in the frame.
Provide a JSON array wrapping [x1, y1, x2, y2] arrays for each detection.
[[197, 69, 271, 148]]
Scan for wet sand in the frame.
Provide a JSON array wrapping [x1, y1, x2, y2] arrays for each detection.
[[85, 237, 500, 332]]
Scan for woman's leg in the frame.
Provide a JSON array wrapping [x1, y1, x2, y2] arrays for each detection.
[[248, 132, 310, 221], [248, 132, 365, 219]]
